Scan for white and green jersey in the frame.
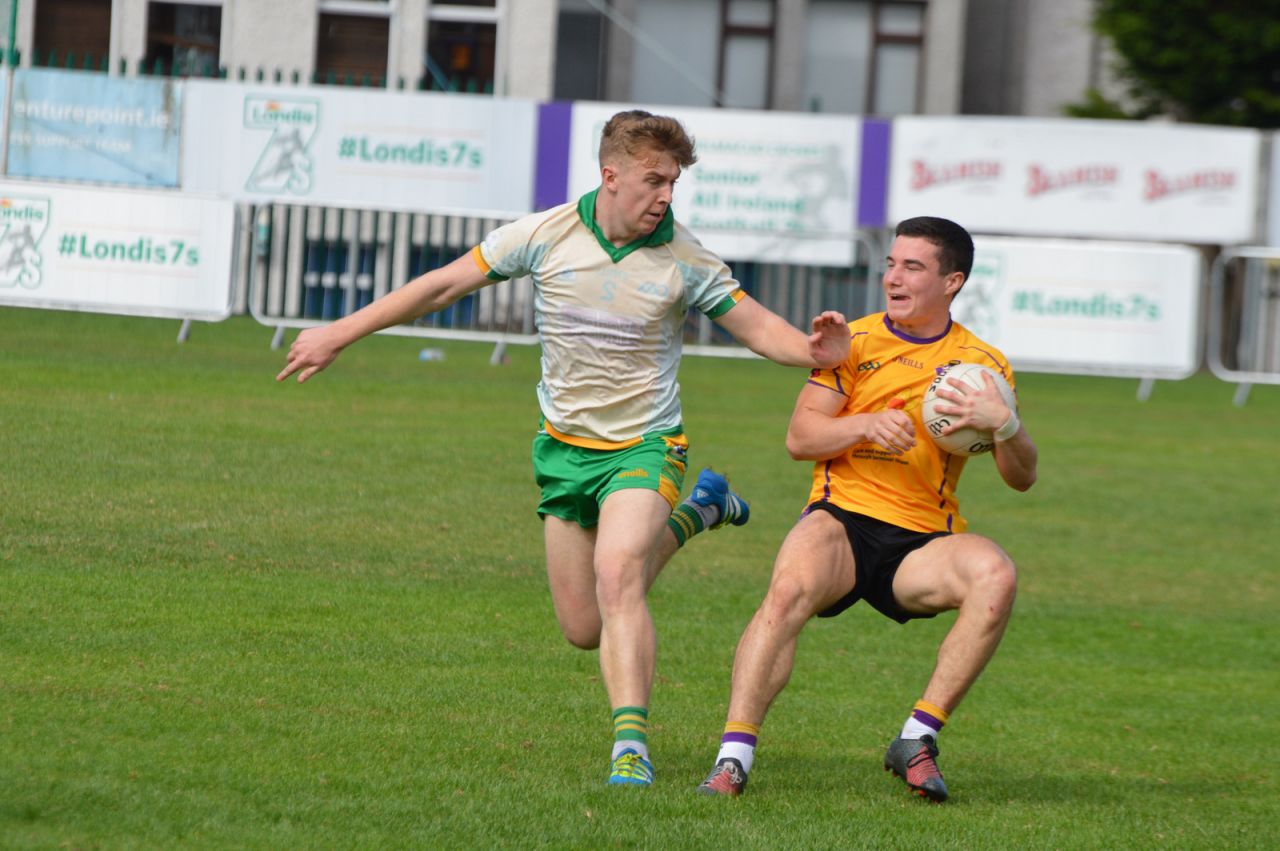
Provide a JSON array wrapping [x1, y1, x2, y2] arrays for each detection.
[[472, 191, 743, 449]]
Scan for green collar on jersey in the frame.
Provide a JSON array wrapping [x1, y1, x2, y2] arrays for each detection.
[[577, 189, 675, 263]]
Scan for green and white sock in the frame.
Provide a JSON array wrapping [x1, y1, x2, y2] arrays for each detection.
[[611, 706, 650, 761], [667, 500, 719, 546]]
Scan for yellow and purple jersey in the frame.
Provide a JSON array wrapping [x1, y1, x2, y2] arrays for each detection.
[[474, 191, 743, 448], [804, 312, 1016, 533]]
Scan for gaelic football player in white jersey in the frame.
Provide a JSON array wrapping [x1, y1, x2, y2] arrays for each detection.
[[278, 110, 851, 787]]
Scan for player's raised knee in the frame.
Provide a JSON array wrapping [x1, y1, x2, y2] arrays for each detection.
[[970, 550, 1017, 609], [559, 618, 602, 650]]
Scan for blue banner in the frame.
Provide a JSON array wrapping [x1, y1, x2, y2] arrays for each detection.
[[6, 67, 182, 187]]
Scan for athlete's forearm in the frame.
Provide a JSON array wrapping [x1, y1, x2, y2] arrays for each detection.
[[993, 427, 1037, 491], [331, 277, 436, 343], [716, 298, 830, 368], [740, 314, 815, 366], [757, 326, 821, 367], [330, 255, 487, 346], [786, 412, 880, 460]]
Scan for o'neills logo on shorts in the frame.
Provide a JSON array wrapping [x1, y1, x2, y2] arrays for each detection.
[[1144, 169, 1235, 201], [910, 160, 1002, 191], [1026, 164, 1119, 197]]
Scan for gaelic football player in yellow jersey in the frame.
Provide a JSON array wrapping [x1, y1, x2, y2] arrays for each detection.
[[699, 217, 1038, 802], [277, 110, 852, 788]]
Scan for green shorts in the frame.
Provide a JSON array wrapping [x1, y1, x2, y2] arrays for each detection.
[[532, 426, 689, 528]]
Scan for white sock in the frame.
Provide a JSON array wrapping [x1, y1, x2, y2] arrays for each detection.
[[901, 716, 931, 737], [900, 715, 940, 740], [612, 740, 649, 761], [901, 700, 949, 740], [715, 740, 755, 775]]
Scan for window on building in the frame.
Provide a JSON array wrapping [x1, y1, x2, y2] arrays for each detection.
[[629, 0, 776, 109], [719, 0, 775, 109], [804, 0, 922, 115], [805, 1, 872, 113], [554, 0, 605, 101], [34, 0, 112, 67], [143, 2, 222, 76], [315, 11, 390, 85], [631, 0, 719, 108], [425, 20, 496, 92], [868, 1, 923, 115], [424, 3, 499, 93]]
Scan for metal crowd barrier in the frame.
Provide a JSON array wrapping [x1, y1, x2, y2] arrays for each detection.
[[241, 204, 535, 362], [1207, 246, 1280, 406], [242, 202, 886, 361]]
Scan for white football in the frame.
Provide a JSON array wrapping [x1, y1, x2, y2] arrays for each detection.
[[921, 363, 1017, 456]]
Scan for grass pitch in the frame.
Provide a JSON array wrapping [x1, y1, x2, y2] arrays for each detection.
[[1, 308, 1276, 848]]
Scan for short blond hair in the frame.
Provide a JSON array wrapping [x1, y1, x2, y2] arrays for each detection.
[[598, 110, 697, 169]]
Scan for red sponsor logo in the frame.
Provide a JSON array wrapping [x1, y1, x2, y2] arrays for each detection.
[[1026, 164, 1119, 197], [1144, 169, 1235, 201], [910, 160, 1002, 191]]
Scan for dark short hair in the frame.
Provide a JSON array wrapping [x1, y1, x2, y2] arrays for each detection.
[[599, 110, 697, 169], [895, 216, 974, 282]]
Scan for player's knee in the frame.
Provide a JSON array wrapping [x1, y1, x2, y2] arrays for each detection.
[[971, 551, 1018, 611], [594, 562, 645, 613], [763, 571, 820, 622], [561, 622, 601, 650], [553, 605, 602, 649]]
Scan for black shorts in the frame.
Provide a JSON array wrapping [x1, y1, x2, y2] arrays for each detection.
[[806, 502, 951, 624]]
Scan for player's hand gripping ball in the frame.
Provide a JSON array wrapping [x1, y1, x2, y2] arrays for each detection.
[[921, 363, 1017, 456]]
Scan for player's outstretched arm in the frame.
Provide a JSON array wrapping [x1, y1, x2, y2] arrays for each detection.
[[713, 295, 850, 368], [276, 252, 491, 384]]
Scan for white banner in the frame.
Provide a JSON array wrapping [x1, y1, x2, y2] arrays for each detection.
[[181, 81, 538, 217], [956, 237, 1201, 378], [0, 181, 235, 320], [1268, 131, 1280, 247], [567, 102, 861, 266], [889, 117, 1261, 245]]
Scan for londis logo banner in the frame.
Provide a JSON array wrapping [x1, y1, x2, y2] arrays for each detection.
[[243, 97, 320, 194], [182, 80, 537, 216], [958, 236, 1201, 379], [0, 196, 51, 289], [889, 117, 1260, 244], [0, 181, 235, 321]]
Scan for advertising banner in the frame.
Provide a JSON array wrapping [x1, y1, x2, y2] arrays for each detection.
[[0, 181, 236, 320], [889, 117, 1260, 245], [567, 102, 861, 266], [957, 236, 1201, 378], [1268, 131, 1280, 247], [181, 81, 538, 216], [6, 67, 182, 187]]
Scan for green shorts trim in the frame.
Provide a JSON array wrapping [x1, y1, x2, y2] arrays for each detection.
[[532, 426, 689, 528]]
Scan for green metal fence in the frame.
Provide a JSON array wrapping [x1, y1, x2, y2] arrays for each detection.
[[8, 48, 490, 93]]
